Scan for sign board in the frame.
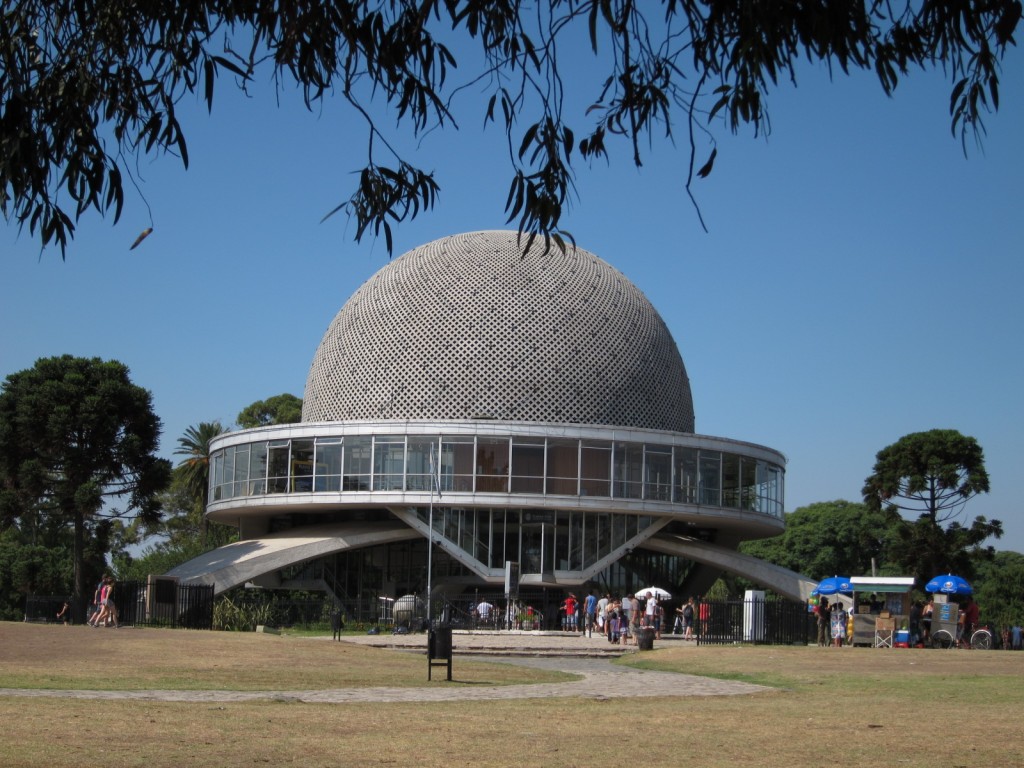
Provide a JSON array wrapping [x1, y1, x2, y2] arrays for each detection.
[[504, 561, 520, 596]]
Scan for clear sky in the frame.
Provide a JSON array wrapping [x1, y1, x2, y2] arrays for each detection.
[[3, 34, 1022, 556]]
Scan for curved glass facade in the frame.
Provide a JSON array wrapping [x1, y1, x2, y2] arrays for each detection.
[[210, 430, 784, 519]]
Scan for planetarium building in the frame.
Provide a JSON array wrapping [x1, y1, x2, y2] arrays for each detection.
[[170, 231, 811, 619]]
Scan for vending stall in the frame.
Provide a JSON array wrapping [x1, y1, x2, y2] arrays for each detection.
[[848, 576, 916, 647]]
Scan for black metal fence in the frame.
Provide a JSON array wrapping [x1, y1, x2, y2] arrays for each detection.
[[695, 598, 813, 645], [26, 581, 215, 630], [116, 580, 215, 630], [23, 595, 70, 624]]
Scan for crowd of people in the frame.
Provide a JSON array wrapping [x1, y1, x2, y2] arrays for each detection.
[[465, 590, 711, 643], [550, 590, 701, 645]]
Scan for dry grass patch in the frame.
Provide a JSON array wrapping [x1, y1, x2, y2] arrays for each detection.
[[3, 623, 1023, 768], [0, 622, 572, 690]]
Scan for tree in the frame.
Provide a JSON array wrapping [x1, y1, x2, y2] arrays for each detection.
[[863, 429, 991, 523], [973, 550, 1024, 630], [173, 421, 229, 545], [0, 356, 172, 621], [740, 499, 899, 580], [237, 394, 303, 430], [862, 429, 1000, 585], [3, 1, 1020, 255], [174, 421, 227, 510]]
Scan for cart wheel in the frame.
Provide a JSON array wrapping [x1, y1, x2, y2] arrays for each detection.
[[970, 629, 993, 651], [931, 629, 956, 649]]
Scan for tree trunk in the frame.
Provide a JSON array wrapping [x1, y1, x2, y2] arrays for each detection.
[[73, 509, 85, 624]]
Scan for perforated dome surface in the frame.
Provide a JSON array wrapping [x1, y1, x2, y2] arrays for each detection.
[[302, 231, 694, 432]]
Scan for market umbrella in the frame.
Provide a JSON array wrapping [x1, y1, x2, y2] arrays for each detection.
[[812, 576, 853, 596], [635, 587, 671, 600], [924, 574, 973, 595]]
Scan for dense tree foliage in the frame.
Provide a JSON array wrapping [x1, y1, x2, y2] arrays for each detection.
[[973, 551, 1024, 630], [3, 1, 1020, 254], [0, 356, 171, 620], [739, 497, 1018, 625], [740, 499, 898, 579], [0, 518, 116, 621], [237, 394, 303, 429]]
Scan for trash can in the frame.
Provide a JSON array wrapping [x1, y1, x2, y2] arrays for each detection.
[[637, 627, 656, 651], [428, 624, 453, 681], [428, 625, 453, 660]]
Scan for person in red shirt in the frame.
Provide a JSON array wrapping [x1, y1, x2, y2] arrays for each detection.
[[562, 593, 578, 632]]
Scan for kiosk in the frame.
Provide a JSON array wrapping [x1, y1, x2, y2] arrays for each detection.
[[848, 576, 915, 647]]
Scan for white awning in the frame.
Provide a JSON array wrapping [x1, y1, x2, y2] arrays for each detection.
[[849, 576, 916, 593]]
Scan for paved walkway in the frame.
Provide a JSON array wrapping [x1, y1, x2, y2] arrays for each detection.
[[0, 631, 769, 703]]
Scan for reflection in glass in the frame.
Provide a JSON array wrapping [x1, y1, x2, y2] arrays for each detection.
[[674, 447, 697, 503], [699, 451, 721, 506], [580, 442, 611, 497], [268, 441, 290, 494], [343, 436, 371, 491], [373, 436, 405, 491], [511, 440, 544, 493], [476, 437, 509, 493]]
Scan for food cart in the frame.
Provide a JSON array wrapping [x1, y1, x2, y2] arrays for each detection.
[[848, 576, 915, 647]]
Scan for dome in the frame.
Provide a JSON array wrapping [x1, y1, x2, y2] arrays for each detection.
[[302, 231, 694, 432]]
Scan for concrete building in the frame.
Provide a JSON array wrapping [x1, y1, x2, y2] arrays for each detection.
[[169, 231, 814, 618]]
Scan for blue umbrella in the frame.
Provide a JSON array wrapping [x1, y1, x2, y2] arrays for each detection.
[[812, 576, 854, 596], [925, 574, 973, 595]]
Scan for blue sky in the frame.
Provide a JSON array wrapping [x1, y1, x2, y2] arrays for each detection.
[[3, 36, 1022, 556]]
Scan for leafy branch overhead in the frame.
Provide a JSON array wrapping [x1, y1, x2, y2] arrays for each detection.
[[2, 0, 1020, 256]]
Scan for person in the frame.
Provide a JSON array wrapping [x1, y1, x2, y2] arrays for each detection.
[[90, 577, 111, 627], [56, 601, 71, 625], [584, 591, 598, 637], [607, 599, 622, 643], [87, 575, 107, 626], [830, 602, 847, 647], [620, 593, 633, 628], [476, 598, 494, 627], [921, 599, 934, 644], [816, 597, 831, 647], [679, 597, 695, 640], [673, 603, 685, 634], [562, 593, 578, 632], [596, 593, 610, 633], [698, 599, 710, 640], [908, 600, 923, 646], [628, 598, 642, 645], [604, 598, 618, 642], [103, 576, 119, 628], [960, 596, 980, 648], [644, 591, 657, 629]]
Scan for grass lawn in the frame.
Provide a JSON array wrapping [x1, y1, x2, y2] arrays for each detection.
[[2, 622, 1021, 767]]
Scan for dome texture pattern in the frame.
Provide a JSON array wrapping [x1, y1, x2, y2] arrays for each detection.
[[302, 231, 694, 432]]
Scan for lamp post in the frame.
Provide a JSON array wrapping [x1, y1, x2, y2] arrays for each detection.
[[425, 442, 441, 628]]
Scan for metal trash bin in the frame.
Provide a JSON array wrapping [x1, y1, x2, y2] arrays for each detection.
[[637, 627, 656, 651], [428, 624, 453, 680]]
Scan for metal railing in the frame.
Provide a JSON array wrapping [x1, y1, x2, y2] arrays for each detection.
[[695, 598, 812, 645], [115, 580, 215, 630]]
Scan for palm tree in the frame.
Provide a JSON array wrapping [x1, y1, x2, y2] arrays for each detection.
[[174, 422, 227, 541]]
